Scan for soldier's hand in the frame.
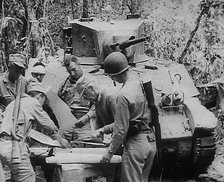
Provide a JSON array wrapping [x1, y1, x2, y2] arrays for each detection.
[[58, 137, 70, 148], [75, 115, 89, 128], [91, 128, 103, 138], [101, 150, 113, 163]]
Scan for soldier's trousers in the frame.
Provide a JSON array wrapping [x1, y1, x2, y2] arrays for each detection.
[[121, 133, 157, 182], [0, 139, 35, 182], [0, 160, 5, 182]]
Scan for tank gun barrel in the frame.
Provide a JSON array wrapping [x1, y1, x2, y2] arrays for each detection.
[[110, 36, 150, 50]]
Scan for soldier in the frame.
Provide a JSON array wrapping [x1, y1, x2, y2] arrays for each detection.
[[37, 47, 55, 65], [43, 47, 55, 64], [0, 54, 28, 112], [76, 74, 122, 182], [75, 75, 116, 136], [54, 44, 64, 63], [0, 82, 69, 182], [0, 54, 28, 182], [58, 55, 95, 140], [58, 55, 84, 107], [30, 64, 46, 83], [102, 52, 157, 182]]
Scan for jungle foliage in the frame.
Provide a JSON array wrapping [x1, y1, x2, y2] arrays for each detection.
[[1, 0, 224, 86]]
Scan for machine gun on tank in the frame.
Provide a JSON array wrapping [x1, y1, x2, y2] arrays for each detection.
[[110, 36, 150, 51], [109, 36, 150, 65]]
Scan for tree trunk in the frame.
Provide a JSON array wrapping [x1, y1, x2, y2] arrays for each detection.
[[19, 0, 28, 38]]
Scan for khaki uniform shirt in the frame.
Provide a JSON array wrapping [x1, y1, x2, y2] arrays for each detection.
[[0, 72, 28, 110], [0, 94, 59, 140], [95, 88, 116, 134], [108, 75, 152, 154], [58, 75, 95, 119]]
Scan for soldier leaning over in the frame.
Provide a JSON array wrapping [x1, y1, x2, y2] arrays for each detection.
[[0, 54, 28, 112], [0, 83, 69, 182], [76, 76, 122, 181], [102, 52, 157, 182], [75, 75, 115, 138]]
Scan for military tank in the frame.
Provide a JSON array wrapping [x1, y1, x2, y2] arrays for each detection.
[[61, 14, 218, 176]]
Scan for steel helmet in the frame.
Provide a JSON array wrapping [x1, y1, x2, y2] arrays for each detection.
[[104, 52, 130, 76]]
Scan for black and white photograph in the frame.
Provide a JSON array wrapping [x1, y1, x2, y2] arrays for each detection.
[[0, 0, 224, 181]]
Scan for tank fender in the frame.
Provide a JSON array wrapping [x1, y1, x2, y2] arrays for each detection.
[[184, 98, 217, 133]]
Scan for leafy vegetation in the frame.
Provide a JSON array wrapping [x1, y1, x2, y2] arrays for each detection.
[[1, 0, 224, 86]]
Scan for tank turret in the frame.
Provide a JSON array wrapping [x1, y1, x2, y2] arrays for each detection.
[[63, 17, 149, 65]]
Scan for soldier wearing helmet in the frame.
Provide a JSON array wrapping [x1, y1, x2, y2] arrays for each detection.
[[0, 54, 28, 111], [0, 82, 69, 182], [102, 52, 156, 182]]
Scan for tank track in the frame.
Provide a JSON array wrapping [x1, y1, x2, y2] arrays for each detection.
[[193, 134, 216, 174]]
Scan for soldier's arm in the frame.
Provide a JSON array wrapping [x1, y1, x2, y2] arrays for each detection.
[[32, 100, 69, 147], [57, 77, 68, 98], [32, 100, 59, 140], [102, 94, 116, 134], [75, 104, 95, 128], [107, 94, 129, 154], [102, 123, 114, 134], [57, 83, 64, 97], [86, 104, 95, 119]]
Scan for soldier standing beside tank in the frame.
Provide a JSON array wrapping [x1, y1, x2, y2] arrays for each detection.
[[0, 54, 28, 182], [58, 55, 95, 140], [101, 52, 157, 182], [0, 54, 28, 112], [0, 83, 69, 182]]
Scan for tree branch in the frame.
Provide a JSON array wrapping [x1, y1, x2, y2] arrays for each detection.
[[178, 1, 213, 64]]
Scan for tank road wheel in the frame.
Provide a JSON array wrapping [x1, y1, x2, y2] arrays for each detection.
[[192, 134, 216, 176]]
